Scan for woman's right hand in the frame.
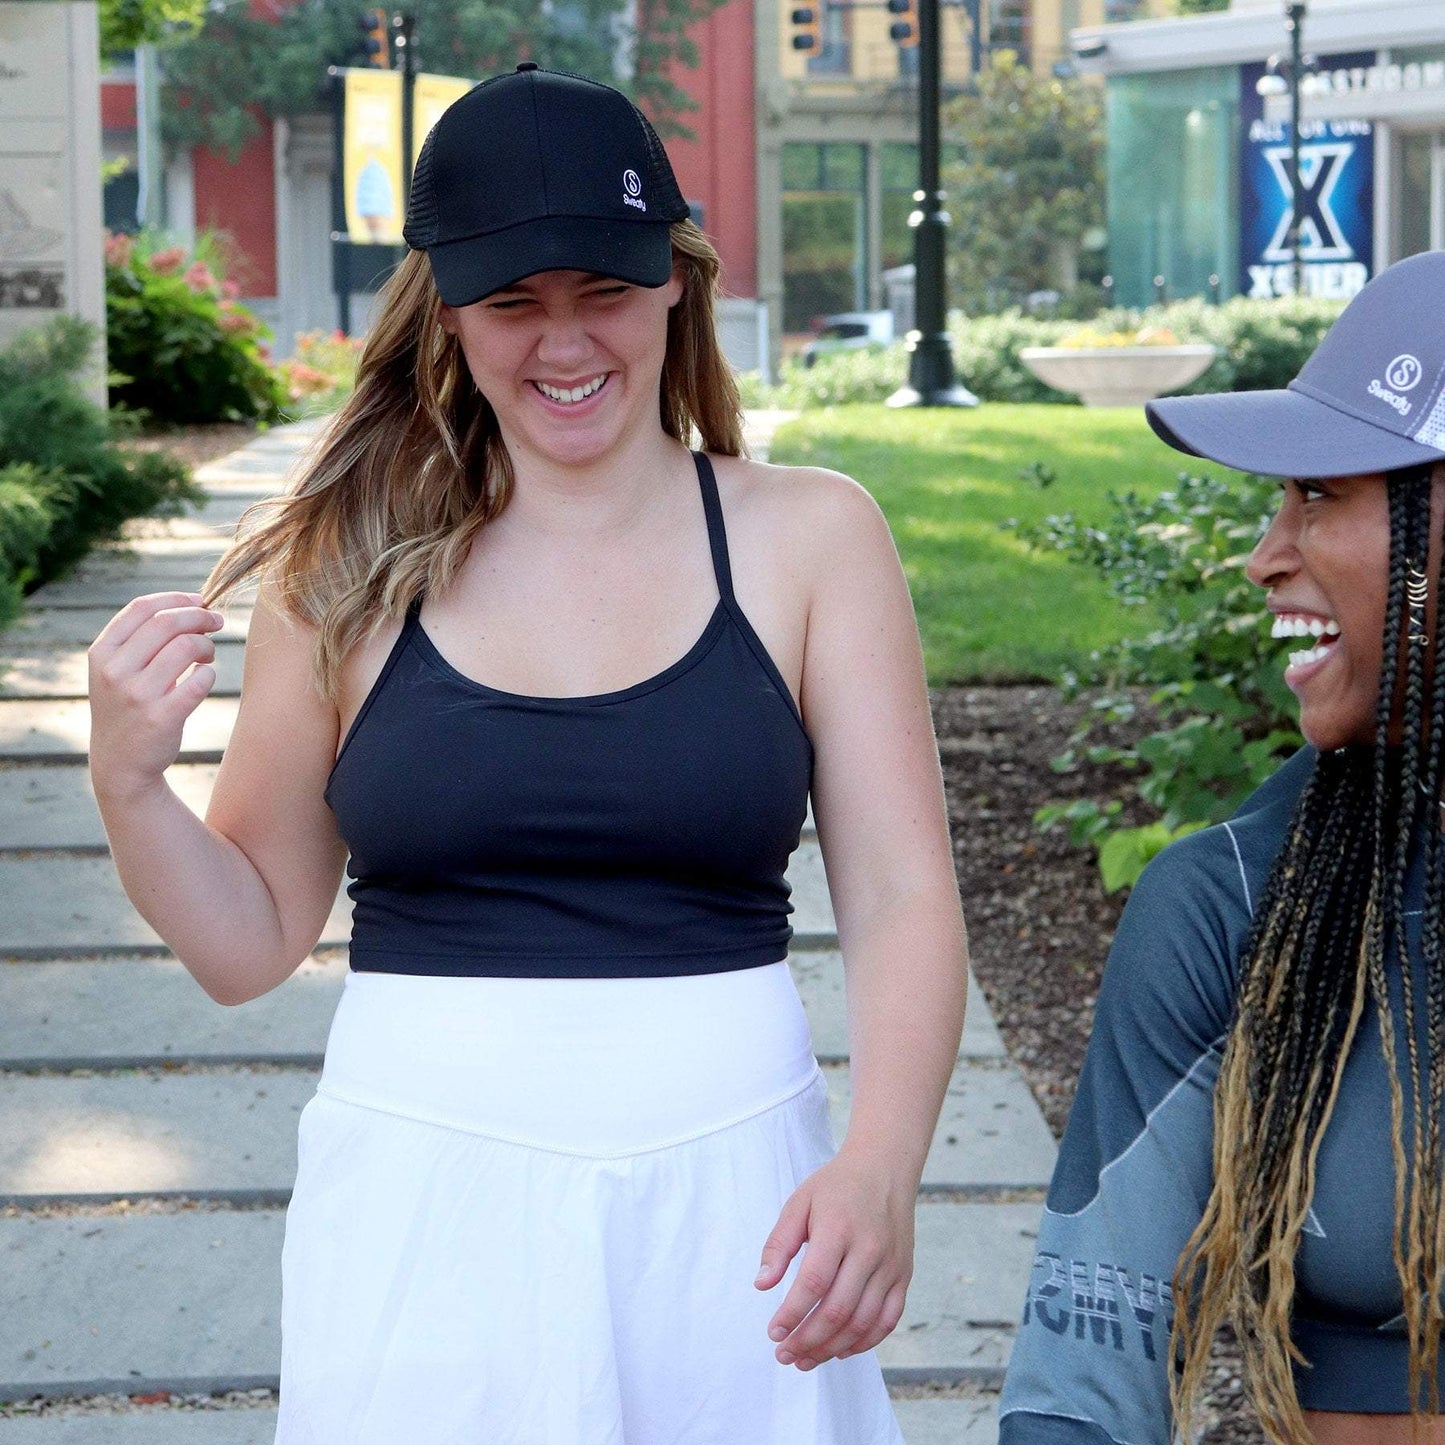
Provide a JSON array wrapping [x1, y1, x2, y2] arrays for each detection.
[[88, 591, 226, 801]]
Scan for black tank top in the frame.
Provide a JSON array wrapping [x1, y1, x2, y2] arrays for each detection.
[[324, 451, 815, 978]]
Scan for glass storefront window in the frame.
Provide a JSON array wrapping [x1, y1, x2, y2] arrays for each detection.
[[1106, 68, 1238, 307], [781, 142, 868, 335], [1397, 130, 1434, 259]]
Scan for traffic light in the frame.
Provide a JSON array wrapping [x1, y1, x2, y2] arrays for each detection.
[[790, 2, 821, 53], [886, 0, 918, 47], [358, 8, 390, 67]]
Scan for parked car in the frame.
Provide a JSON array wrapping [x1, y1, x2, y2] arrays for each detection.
[[800, 310, 895, 368]]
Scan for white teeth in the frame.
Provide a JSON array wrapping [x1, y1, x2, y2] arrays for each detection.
[[1288, 645, 1331, 669], [1271, 614, 1341, 640], [536, 374, 606, 404]]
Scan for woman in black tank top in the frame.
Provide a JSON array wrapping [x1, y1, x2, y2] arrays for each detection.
[[87, 66, 970, 1444]]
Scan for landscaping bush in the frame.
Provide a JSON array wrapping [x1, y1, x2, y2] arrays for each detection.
[[276, 328, 364, 416], [0, 315, 202, 627], [752, 296, 1347, 410], [1020, 468, 1301, 890], [104, 229, 286, 425]]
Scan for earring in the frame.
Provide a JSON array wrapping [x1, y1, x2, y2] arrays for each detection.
[[1406, 563, 1430, 647]]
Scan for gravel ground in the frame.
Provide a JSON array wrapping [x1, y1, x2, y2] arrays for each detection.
[[932, 683, 1261, 1445]]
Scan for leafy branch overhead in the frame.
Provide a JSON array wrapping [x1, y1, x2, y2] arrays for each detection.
[[159, 0, 725, 158], [99, 0, 208, 53]]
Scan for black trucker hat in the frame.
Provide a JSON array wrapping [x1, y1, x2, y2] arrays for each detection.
[[1147, 251, 1445, 479], [403, 63, 690, 308]]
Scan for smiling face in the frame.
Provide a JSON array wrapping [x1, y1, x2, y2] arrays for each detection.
[[438, 267, 684, 470], [1246, 473, 1393, 750]]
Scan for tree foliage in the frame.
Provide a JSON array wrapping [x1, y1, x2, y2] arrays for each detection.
[[99, 0, 208, 54], [1174, 0, 1228, 13], [160, 0, 724, 158], [942, 50, 1105, 311]]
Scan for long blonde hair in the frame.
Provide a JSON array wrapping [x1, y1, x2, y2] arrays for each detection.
[[197, 219, 745, 700]]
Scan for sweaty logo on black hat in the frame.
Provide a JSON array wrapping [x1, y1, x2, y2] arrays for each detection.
[[622, 168, 646, 212]]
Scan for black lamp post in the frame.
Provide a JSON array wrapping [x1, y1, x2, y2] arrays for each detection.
[[886, 0, 978, 408], [1285, 1, 1306, 298], [1259, 2, 1311, 296]]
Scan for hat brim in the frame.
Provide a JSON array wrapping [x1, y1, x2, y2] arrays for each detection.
[[424, 214, 676, 308], [1146, 387, 1445, 479]]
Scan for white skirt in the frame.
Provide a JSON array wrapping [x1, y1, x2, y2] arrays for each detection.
[[274, 963, 906, 1445]]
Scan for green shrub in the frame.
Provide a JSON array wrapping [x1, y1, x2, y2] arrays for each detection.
[[1021, 468, 1302, 890], [0, 315, 203, 626], [104, 229, 286, 425], [752, 296, 1347, 411]]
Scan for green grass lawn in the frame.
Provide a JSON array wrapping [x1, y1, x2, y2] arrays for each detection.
[[767, 403, 1210, 685]]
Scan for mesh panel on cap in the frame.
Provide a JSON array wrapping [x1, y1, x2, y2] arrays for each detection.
[[636, 109, 688, 220], [1414, 388, 1445, 450], [403, 128, 439, 248]]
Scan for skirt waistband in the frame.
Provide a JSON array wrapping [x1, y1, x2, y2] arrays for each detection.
[[317, 961, 822, 1155]]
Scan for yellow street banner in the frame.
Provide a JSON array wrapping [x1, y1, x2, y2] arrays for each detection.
[[343, 67, 405, 244], [413, 74, 473, 166]]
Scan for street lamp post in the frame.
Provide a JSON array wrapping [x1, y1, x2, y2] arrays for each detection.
[[1285, 0, 1306, 297], [887, 0, 978, 408]]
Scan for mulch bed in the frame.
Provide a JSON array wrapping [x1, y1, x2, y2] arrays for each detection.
[[931, 683, 1261, 1445]]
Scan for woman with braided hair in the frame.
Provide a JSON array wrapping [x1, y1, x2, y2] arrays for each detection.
[[999, 250, 1445, 1445]]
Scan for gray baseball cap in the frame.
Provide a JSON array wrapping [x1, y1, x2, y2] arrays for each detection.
[[1147, 251, 1445, 479]]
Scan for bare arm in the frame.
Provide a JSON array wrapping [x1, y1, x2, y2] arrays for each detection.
[[755, 466, 970, 1366], [88, 581, 348, 1004]]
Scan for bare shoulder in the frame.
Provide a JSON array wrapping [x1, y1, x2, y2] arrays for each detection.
[[707, 454, 893, 578]]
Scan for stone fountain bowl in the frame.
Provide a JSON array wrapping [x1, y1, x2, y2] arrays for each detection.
[[1018, 344, 1219, 408]]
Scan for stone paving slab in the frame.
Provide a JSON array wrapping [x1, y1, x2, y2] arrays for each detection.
[[0, 609, 255, 648], [0, 857, 353, 959], [0, 1201, 1033, 1395], [790, 950, 1002, 1060], [0, 840, 837, 956], [0, 1073, 306, 1199], [0, 1415, 278, 1444], [120, 492, 275, 536], [0, 1059, 1048, 1199], [826, 1063, 1055, 1191], [24, 579, 257, 610], [0, 644, 246, 699], [0, 954, 345, 1067], [72, 537, 232, 564], [0, 951, 999, 1068], [0, 1397, 1000, 1444], [0, 699, 239, 762], [894, 1396, 1000, 1445], [0, 1211, 282, 1396], [0, 767, 220, 852]]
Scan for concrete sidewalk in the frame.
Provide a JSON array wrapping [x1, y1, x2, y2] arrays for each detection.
[[0, 414, 1053, 1441]]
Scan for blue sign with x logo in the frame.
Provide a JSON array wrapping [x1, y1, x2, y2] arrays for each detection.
[[1239, 52, 1375, 301]]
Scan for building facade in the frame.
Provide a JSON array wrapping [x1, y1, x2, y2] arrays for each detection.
[[1074, 0, 1445, 309], [98, 4, 764, 369], [757, 0, 1172, 361]]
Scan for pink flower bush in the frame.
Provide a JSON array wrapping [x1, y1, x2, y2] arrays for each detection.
[[183, 261, 218, 294], [284, 362, 334, 398], [221, 279, 241, 301], [103, 231, 134, 268], [147, 246, 185, 275]]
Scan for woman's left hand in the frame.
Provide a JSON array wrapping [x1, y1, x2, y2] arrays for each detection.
[[753, 1149, 916, 1370]]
